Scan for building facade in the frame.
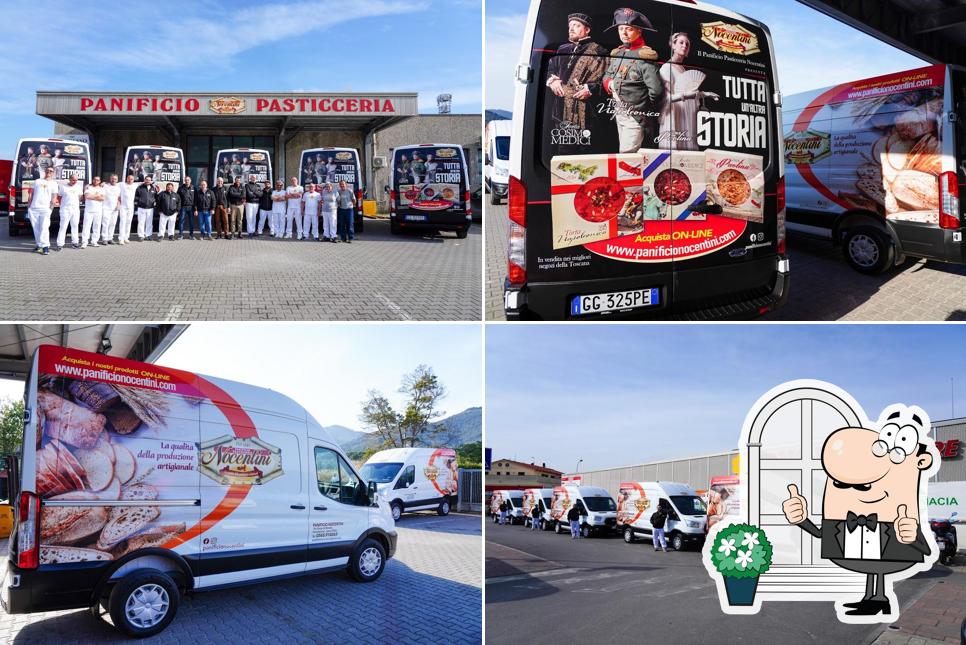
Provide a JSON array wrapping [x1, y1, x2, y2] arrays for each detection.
[[485, 459, 562, 491]]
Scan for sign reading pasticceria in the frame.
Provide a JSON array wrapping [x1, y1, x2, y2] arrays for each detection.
[[36, 93, 419, 117]]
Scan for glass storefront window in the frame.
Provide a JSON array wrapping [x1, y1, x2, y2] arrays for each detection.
[[187, 136, 209, 163]]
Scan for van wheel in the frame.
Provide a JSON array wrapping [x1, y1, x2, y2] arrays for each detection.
[[390, 501, 402, 522], [671, 532, 685, 551], [554, 521, 562, 534], [844, 226, 893, 274], [348, 538, 386, 582], [390, 222, 401, 235], [490, 190, 501, 205], [581, 525, 591, 538], [456, 227, 468, 239], [437, 499, 451, 516], [624, 527, 635, 543], [108, 570, 179, 638]]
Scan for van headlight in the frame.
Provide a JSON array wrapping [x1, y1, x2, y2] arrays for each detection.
[[592, 515, 604, 525], [687, 520, 701, 529]]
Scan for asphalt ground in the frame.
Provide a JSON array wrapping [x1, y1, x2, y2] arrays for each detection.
[[2, 215, 482, 321], [0, 512, 482, 644], [484, 201, 966, 321], [485, 520, 965, 645]]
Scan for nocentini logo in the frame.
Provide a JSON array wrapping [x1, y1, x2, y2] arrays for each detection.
[[335, 152, 353, 161], [209, 97, 246, 114], [700, 21, 760, 56], [435, 148, 458, 158], [423, 465, 440, 481], [784, 130, 831, 164], [162, 150, 179, 160], [64, 145, 84, 155], [198, 435, 283, 485], [249, 152, 266, 161]]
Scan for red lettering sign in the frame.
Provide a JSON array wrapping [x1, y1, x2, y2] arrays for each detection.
[[936, 439, 961, 458], [80, 98, 93, 111]]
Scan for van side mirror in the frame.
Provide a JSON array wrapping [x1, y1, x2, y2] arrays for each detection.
[[367, 480, 378, 504], [485, 154, 491, 165]]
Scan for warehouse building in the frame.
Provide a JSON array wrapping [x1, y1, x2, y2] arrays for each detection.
[[486, 458, 563, 492]]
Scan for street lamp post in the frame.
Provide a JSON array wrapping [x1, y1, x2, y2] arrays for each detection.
[[576, 459, 583, 474]]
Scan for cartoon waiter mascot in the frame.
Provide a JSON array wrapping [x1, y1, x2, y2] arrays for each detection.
[[782, 405, 940, 619]]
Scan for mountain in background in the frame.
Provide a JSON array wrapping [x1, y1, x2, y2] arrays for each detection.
[[485, 109, 512, 123], [322, 406, 481, 454]]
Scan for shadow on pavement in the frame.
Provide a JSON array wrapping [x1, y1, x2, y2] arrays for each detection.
[[395, 512, 481, 536]]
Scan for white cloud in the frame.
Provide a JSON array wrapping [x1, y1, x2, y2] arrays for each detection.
[[485, 13, 527, 111]]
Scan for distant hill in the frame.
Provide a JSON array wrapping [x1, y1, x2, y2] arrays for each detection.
[[332, 406, 482, 453], [485, 109, 512, 124]]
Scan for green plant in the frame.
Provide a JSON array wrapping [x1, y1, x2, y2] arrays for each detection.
[[710, 523, 773, 579]]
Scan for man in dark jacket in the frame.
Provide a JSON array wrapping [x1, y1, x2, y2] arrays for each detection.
[[177, 176, 197, 240], [195, 179, 216, 240], [134, 177, 159, 241], [244, 174, 263, 237], [157, 183, 181, 241], [257, 180, 274, 236], [212, 177, 229, 240], [651, 500, 669, 552], [568, 503, 583, 539], [530, 502, 541, 531], [226, 176, 246, 239]]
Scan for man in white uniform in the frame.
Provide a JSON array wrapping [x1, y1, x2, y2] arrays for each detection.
[[301, 183, 321, 240], [118, 174, 138, 244], [55, 174, 84, 250], [81, 176, 105, 248], [27, 167, 58, 254], [244, 173, 261, 236], [100, 174, 121, 244], [270, 179, 287, 237], [285, 176, 304, 239]]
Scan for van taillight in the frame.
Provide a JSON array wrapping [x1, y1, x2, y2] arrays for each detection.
[[8, 185, 15, 214], [776, 176, 787, 255], [356, 189, 363, 203], [464, 191, 472, 217], [508, 175, 527, 286], [939, 171, 960, 229], [389, 190, 396, 214], [17, 492, 39, 569]]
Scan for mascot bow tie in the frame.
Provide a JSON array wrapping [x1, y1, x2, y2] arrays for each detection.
[[846, 511, 878, 532]]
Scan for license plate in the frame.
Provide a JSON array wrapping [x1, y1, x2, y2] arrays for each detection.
[[571, 288, 659, 316], [405, 215, 427, 221], [936, 539, 946, 549]]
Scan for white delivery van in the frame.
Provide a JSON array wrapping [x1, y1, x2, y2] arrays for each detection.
[[2, 345, 396, 638], [9, 137, 91, 236], [360, 447, 458, 521], [521, 487, 555, 529], [124, 146, 185, 190], [390, 143, 472, 238], [214, 148, 273, 187], [784, 64, 966, 273], [616, 482, 707, 550], [300, 147, 364, 232], [488, 490, 524, 524], [484, 119, 512, 205], [549, 485, 616, 537]]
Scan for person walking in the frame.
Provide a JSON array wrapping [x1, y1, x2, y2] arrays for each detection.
[[177, 175, 197, 240], [195, 179, 215, 240], [285, 176, 304, 239], [81, 175, 105, 248], [531, 503, 541, 531], [568, 503, 582, 539], [157, 182, 181, 241], [100, 174, 121, 245], [498, 500, 508, 526], [27, 167, 58, 255], [244, 174, 262, 237], [301, 183, 321, 241], [55, 173, 84, 251], [117, 174, 137, 244], [213, 177, 229, 239], [256, 179, 273, 236], [321, 182, 338, 242], [134, 176, 159, 241], [226, 176, 246, 239], [651, 500, 669, 552], [271, 179, 287, 237], [336, 179, 357, 243]]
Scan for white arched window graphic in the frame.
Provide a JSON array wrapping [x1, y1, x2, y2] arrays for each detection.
[[745, 386, 866, 599]]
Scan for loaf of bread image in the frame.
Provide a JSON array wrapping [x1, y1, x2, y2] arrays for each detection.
[[892, 170, 939, 210], [113, 523, 187, 558], [40, 491, 108, 544], [38, 390, 106, 450], [36, 441, 86, 497], [96, 505, 161, 551], [40, 545, 112, 565]]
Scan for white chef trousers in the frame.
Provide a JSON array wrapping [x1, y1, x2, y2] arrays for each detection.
[[136, 207, 154, 238], [245, 202, 259, 234], [322, 209, 337, 239], [118, 205, 134, 242], [285, 206, 302, 238], [158, 212, 177, 238], [302, 210, 319, 239], [272, 208, 285, 235], [257, 208, 272, 234], [56, 204, 80, 247], [28, 207, 52, 249], [81, 206, 103, 247], [101, 207, 119, 243]]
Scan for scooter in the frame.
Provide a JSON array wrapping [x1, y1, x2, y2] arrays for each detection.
[[930, 511, 959, 566]]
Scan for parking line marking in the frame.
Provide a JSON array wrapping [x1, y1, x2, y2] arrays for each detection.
[[165, 304, 184, 320], [375, 292, 413, 320], [485, 568, 580, 585]]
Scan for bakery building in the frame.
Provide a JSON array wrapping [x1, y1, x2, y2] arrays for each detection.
[[36, 91, 481, 212], [485, 458, 563, 492]]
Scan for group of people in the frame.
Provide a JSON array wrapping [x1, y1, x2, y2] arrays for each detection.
[[24, 170, 358, 254]]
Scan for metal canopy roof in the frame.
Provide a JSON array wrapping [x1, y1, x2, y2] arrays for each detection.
[[0, 324, 186, 380], [797, 0, 966, 67]]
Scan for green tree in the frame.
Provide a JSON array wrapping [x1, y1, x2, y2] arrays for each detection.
[[360, 365, 447, 448], [0, 399, 24, 458], [457, 441, 482, 468]]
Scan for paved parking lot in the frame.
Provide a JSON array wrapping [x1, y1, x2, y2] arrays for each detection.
[[2, 217, 482, 321], [0, 512, 481, 644], [486, 521, 964, 645], [484, 202, 966, 321]]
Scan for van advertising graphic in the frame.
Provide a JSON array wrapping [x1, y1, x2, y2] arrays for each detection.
[[522, 489, 538, 517], [216, 150, 272, 185], [198, 436, 283, 485], [706, 475, 740, 533], [300, 149, 359, 190], [15, 140, 89, 205], [394, 147, 465, 212], [489, 491, 505, 516], [126, 147, 184, 190], [426, 448, 459, 496], [784, 65, 945, 225], [550, 486, 571, 521], [616, 482, 650, 527], [535, 3, 774, 269]]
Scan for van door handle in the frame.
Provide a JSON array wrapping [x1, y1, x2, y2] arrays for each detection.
[[314, 506, 327, 511], [290, 504, 306, 510]]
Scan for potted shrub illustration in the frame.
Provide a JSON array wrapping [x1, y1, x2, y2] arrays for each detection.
[[710, 523, 773, 606]]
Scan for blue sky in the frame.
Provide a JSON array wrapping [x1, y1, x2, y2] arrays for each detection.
[[486, 325, 966, 473], [0, 0, 481, 156], [485, 0, 926, 111], [0, 323, 482, 434]]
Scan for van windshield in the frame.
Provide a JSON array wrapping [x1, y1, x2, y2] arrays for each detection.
[[216, 151, 270, 185], [360, 462, 403, 483], [495, 136, 510, 161], [583, 496, 616, 512], [670, 495, 707, 516], [302, 151, 358, 192], [543, 496, 553, 509]]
